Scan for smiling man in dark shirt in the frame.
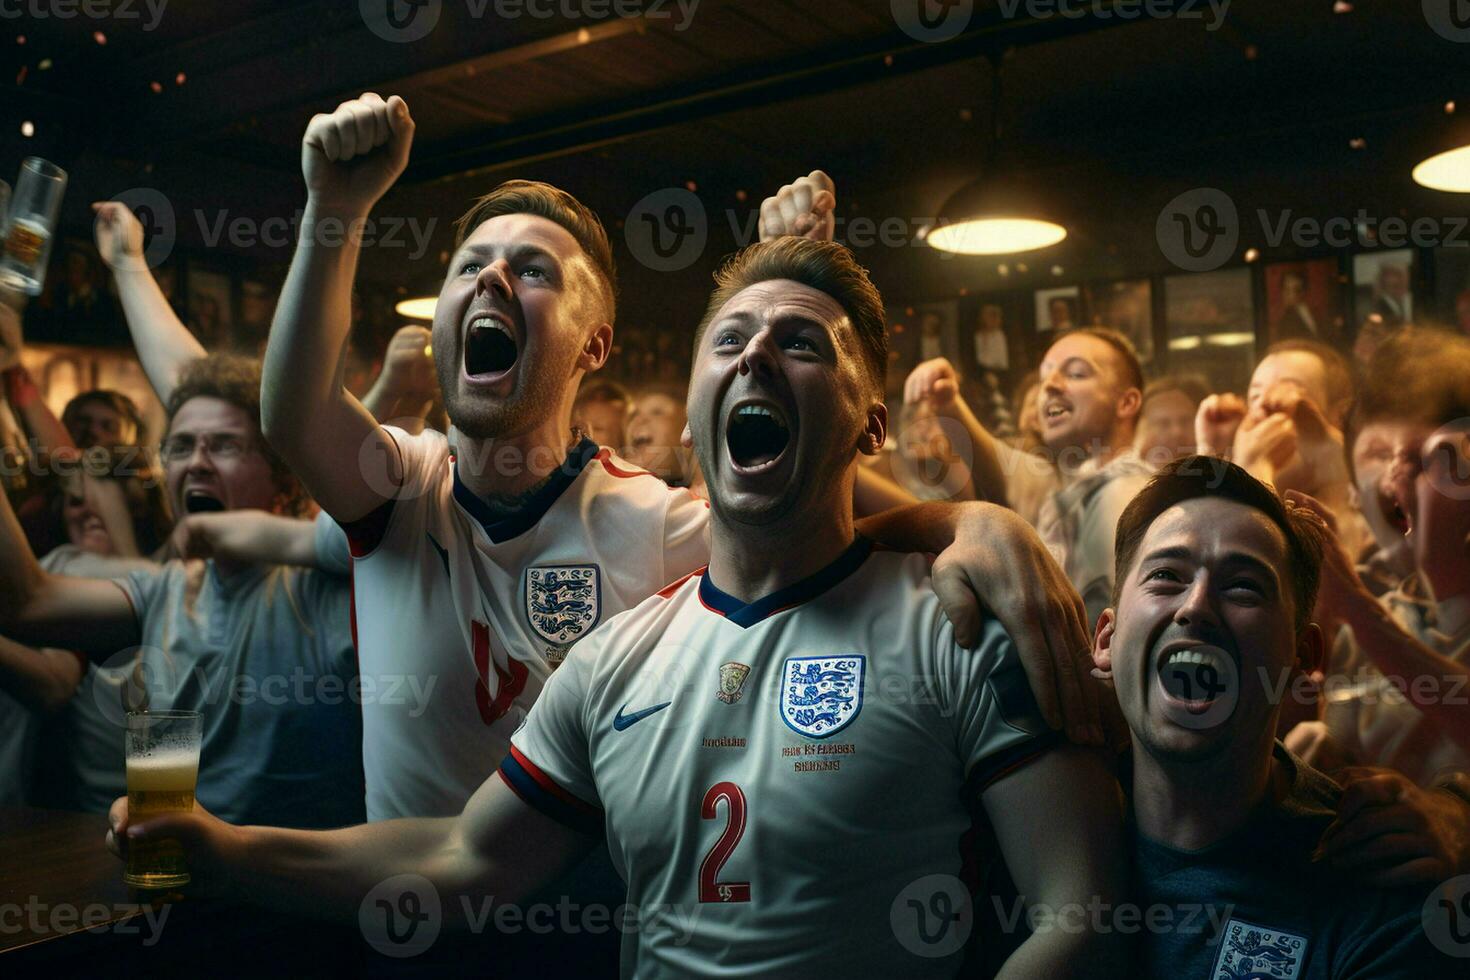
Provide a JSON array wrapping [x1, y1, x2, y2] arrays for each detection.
[[1091, 456, 1447, 977]]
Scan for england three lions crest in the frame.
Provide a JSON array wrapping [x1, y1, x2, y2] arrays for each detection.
[[525, 565, 601, 647], [780, 655, 864, 739]]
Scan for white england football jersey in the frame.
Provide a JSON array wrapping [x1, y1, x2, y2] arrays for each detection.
[[504, 537, 1055, 978], [344, 425, 710, 820]]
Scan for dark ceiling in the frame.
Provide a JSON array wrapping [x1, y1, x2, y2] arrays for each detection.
[[4, 0, 1469, 348]]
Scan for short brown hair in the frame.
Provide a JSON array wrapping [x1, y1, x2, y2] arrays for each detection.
[[165, 355, 307, 517], [1111, 455, 1326, 632], [693, 238, 887, 393], [1264, 339, 1353, 423], [1141, 374, 1209, 413], [62, 389, 147, 445], [453, 180, 617, 325], [1054, 326, 1144, 394]]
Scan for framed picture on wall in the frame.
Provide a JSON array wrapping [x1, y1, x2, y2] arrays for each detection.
[[1264, 258, 1343, 345], [1033, 286, 1080, 335], [1433, 247, 1470, 338], [1352, 248, 1415, 329], [887, 300, 959, 396], [971, 294, 1023, 375], [1085, 279, 1153, 363], [186, 263, 236, 351]]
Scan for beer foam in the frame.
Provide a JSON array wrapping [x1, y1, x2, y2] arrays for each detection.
[[127, 750, 199, 789]]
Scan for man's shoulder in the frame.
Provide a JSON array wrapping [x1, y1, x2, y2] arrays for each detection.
[[562, 567, 705, 671]]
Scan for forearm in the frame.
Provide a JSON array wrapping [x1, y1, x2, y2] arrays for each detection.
[[0, 484, 47, 626], [0, 636, 82, 712], [2, 366, 73, 454], [262, 201, 363, 438], [234, 817, 468, 926], [111, 267, 205, 403], [223, 513, 319, 567], [935, 394, 1011, 509], [1340, 592, 1470, 754], [855, 500, 973, 554]]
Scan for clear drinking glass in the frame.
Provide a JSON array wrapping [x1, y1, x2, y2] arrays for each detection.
[[0, 158, 67, 295], [124, 710, 202, 889]]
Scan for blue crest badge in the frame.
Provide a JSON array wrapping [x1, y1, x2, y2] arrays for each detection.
[[1211, 918, 1308, 980], [525, 565, 601, 647], [780, 655, 864, 739]]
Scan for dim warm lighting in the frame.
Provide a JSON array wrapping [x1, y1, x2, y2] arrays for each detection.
[[1169, 336, 1203, 351], [38, 58, 51, 70], [1244, 248, 1260, 263], [685, 180, 697, 192], [928, 217, 1066, 255], [176, 72, 187, 85], [1349, 137, 1366, 150], [576, 28, 591, 43], [93, 30, 107, 44], [1206, 332, 1256, 347], [1050, 265, 1064, 276], [1413, 144, 1470, 193], [1446, 101, 1457, 114], [395, 297, 438, 320], [16, 35, 24, 44], [150, 81, 163, 93], [20, 121, 34, 137], [1332, 1, 1352, 13]]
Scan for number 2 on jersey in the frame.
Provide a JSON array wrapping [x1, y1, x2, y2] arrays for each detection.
[[698, 781, 751, 903]]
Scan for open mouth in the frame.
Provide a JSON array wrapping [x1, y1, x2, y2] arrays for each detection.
[[464, 315, 518, 379], [1156, 645, 1233, 714], [1381, 490, 1410, 536], [726, 403, 791, 472], [183, 490, 225, 514], [1042, 400, 1072, 426]]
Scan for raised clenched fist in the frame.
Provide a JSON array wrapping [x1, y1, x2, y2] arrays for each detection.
[[903, 357, 959, 410], [91, 201, 148, 273], [302, 92, 415, 216], [759, 170, 836, 243]]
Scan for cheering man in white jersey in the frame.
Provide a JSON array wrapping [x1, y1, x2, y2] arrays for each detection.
[[261, 92, 1111, 821], [110, 236, 1127, 978]]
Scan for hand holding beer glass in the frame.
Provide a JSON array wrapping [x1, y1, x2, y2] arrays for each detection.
[[123, 710, 202, 889], [0, 157, 67, 296]]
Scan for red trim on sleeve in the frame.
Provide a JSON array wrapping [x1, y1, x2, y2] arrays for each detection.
[[507, 745, 601, 816], [595, 449, 662, 481], [340, 497, 396, 557]]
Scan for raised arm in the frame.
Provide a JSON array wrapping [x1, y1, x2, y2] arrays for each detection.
[[261, 93, 415, 523], [903, 357, 1013, 510], [169, 510, 321, 569], [92, 202, 205, 404], [107, 767, 594, 925], [984, 745, 1130, 978], [0, 481, 139, 657], [0, 289, 75, 453]]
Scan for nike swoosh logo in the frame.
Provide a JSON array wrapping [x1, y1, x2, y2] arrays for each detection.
[[613, 700, 672, 731]]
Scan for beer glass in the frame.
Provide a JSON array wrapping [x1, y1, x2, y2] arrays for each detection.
[[124, 710, 202, 889], [0, 158, 67, 296]]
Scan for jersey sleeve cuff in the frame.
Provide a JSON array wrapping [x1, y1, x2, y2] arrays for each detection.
[[341, 497, 396, 558], [967, 730, 1062, 793], [499, 745, 605, 838]]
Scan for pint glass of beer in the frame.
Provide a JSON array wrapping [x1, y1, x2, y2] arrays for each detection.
[[0, 158, 67, 296], [124, 710, 202, 889]]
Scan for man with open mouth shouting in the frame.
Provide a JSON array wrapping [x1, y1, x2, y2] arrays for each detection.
[[259, 93, 1113, 828], [108, 235, 1129, 978], [1091, 456, 1443, 977]]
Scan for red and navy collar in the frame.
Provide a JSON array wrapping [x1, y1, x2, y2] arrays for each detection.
[[698, 535, 873, 628], [452, 437, 600, 544]]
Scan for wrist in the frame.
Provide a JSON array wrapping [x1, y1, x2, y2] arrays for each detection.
[[2, 365, 38, 409], [304, 195, 374, 227]]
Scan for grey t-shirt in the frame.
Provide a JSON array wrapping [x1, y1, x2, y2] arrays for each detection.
[[117, 559, 365, 828]]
